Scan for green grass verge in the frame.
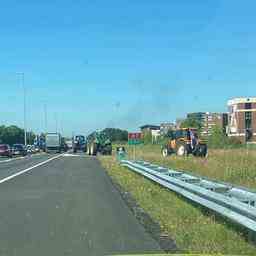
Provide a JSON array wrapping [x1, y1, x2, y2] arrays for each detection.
[[99, 145, 256, 254]]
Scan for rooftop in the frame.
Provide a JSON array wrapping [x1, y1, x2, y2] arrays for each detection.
[[228, 97, 256, 105], [140, 124, 160, 130]]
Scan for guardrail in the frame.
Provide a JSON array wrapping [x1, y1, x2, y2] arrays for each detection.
[[120, 160, 256, 237]]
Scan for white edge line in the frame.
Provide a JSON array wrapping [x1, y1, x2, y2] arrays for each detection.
[[0, 154, 64, 184], [0, 156, 25, 163], [0, 153, 46, 164]]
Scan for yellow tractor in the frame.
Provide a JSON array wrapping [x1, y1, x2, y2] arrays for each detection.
[[161, 128, 207, 157]]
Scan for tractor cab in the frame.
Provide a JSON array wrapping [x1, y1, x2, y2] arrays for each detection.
[[173, 128, 197, 140]]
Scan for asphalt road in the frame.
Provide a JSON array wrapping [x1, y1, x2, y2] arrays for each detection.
[[0, 153, 161, 256]]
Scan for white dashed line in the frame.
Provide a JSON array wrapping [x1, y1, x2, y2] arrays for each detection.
[[0, 154, 63, 184]]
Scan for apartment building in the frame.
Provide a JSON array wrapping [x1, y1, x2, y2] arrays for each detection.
[[227, 97, 256, 143], [187, 112, 228, 136], [140, 124, 160, 134]]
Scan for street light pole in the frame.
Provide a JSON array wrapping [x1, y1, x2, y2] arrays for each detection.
[[17, 72, 27, 146], [44, 103, 48, 134], [55, 113, 58, 133]]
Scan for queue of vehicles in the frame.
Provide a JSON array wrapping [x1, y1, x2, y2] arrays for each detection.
[[0, 143, 41, 158], [72, 132, 112, 155], [0, 131, 113, 159]]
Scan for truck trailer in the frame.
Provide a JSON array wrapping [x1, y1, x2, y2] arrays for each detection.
[[45, 133, 62, 153]]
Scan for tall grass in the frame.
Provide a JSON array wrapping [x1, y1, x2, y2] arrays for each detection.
[[99, 144, 256, 254], [126, 144, 256, 189]]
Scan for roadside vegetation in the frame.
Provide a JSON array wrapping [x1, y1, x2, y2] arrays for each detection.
[[128, 144, 256, 189], [99, 144, 256, 254], [0, 125, 36, 145], [139, 124, 256, 188]]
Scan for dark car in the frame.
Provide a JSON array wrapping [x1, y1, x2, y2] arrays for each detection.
[[12, 144, 27, 156], [0, 144, 12, 158], [61, 143, 69, 152]]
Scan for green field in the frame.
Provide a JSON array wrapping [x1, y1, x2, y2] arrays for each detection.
[[99, 144, 256, 254]]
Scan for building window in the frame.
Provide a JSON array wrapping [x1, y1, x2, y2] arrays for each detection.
[[245, 111, 252, 129], [245, 103, 252, 109]]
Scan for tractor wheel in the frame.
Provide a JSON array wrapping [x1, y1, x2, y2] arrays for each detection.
[[198, 144, 208, 157], [105, 145, 112, 155], [91, 144, 97, 156], [176, 142, 186, 157], [162, 147, 169, 157]]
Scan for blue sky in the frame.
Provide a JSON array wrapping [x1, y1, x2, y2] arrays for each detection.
[[1, 0, 256, 136]]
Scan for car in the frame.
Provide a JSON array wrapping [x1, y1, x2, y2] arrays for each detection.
[[12, 144, 27, 156], [61, 143, 69, 152], [26, 145, 33, 154], [30, 145, 40, 154], [33, 146, 40, 153], [0, 144, 12, 158]]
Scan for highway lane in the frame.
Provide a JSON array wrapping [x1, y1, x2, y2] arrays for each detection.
[[0, 153, 161, 256], [0, 154, 54, 181]]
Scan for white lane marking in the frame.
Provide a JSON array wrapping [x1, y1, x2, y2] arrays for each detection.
[[0, 154, 63, 184], [63, 153, 84, 157], [0, 159, 12, 163], [0, 156, 25, 163], [62, 153, 95, 158], [0, 153, 46, 164]]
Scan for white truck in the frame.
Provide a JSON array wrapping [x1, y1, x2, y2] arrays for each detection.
[[45, 133, 62, 153]]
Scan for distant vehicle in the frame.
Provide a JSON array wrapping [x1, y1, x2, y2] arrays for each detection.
[[0, 144, 12, 158], [72, 135, 87, 153], [87, 131, 112, 156], [34, 134, 46, 151], [12, 144, 27, 156], [61, 138, 68, 152], [66, 140, 73, 149], [26, 145, 33, 154], [45, 133, 62, 153], [28, 145, 39, 154], [33, 146, 40, 153]]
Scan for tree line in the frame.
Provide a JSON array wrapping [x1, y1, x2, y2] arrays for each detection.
[[102, 128, 128, 142], [0, 125, 35, 145], [0, 125, 129, 146], [87, 128, 128, 143]]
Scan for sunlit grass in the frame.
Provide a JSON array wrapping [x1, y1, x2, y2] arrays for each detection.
[[125, 144, 256, 189], [99, 144, 256, 254]]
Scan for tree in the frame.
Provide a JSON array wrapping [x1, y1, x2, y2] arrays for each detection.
[[27, 131, 36, 145], [101, 128, 128, 142], [142, 131, 152, 144], [207, 125, 242, 148], [207, 125, 228, 148], [0, 125, 36, 145], [0, 125, 24, 145], [180, 117, 202, 131]]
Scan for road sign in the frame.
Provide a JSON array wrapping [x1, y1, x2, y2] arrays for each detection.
[[128, 132, 142, 145]]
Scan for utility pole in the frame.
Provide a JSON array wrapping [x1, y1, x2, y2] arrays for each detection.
[[55, 113, 58, 133], [59, 118, 63, 135], [44, 103, 48, 134], [17, 72, 27, 146]]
